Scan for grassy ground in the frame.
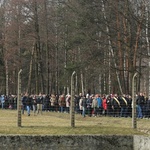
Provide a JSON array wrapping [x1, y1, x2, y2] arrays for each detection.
[[0, 109, 149, 135]]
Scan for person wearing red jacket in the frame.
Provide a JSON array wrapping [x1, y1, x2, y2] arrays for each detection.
[[102, 95, 107, 116]]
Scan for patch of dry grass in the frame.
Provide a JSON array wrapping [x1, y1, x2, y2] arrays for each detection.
[[0, 109, 149, 135]]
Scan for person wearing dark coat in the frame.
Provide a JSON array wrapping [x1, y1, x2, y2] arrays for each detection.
[[37, 93, 43, 115], [22, 94, 27, 114], [111, 94, 121, 117], [26, 95, 32, 116], [86, 95, 92, 117], [120, 94, 128, 117], [75, 93, 82, 114], [136, 92, 145, 119], [145, 98, 150, 119], [32, 95, 37, 115], [127, 95, 132, 117], [82, 95, 87, 117], [106, 95, 113, 116]]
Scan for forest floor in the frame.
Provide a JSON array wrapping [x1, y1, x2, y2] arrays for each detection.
[[0, 109, 149, 135]]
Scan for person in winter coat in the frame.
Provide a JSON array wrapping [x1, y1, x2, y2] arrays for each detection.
[[120, 94, 128, 117], [92, 96, 98, 117], [32, 95, 37, 115], [111, 94, 121, 117], [79, 97, 83, 115], [50, 94, 56, 112], [106, 95, 113, 116], [22, 94, 27, 114], [96, 94, 102, 116], [65, 94, 71, 113], [58, 94, 66, 113], [37, 93, 43, 115], [127, 95, 132, 117], [75, 93, 82, 114], [86, 95, 92, 117], [81, 95, 87, 117], [136, 92, 145, 119], [102, 95, 107, 116], [145, 98, 150, 119], [26, 95, 32, 116], [44, 94, 50, 112], [0, 95, 5, 109]]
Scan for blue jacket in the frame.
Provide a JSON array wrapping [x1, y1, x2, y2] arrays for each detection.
[[96, 97, 102, 108], [0, 95, 5, 103]]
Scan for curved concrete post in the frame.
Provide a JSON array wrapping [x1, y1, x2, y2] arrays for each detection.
[[132, 72, 138, 129], [17, 69, 22, 127]]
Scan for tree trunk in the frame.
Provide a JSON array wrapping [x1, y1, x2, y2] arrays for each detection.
[[35, 44, 39, 95], [34, 0, 43, 94], [101, 0, 123, 94], [44, 0, 50, 94], [78, 46, 84, 95], [133, 4, 144, 69], [80, 70, 84, 95], [116, 2, 124, 93], [26, 42, 35, 94], [55, 22, 59, 94], [145, 5, 150, 98], [137, 57, 142, 92], [5, 60, 9, 96]]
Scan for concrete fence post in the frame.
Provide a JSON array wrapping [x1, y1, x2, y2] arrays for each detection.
[[17, 69, 22, 127], [132, 72, 137, 129], [70, 71, 76, 127]]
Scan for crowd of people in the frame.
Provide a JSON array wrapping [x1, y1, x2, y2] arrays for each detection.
[[0, 92, 150, 119]]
